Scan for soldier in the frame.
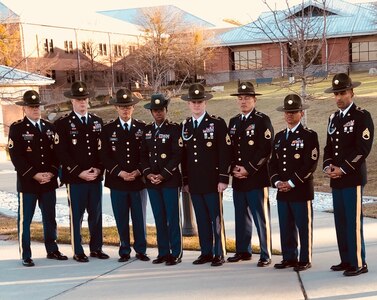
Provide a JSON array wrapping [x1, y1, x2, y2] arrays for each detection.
[[180, 83, 231, 267], [141, 93, 183, 266], [54, 81, 109, 262], [269, 94, 319, 272], [99, 89, 149, 262], [8, 90, 68, 267], [227, 82, 273, 267], [323, 73, 374, 276]]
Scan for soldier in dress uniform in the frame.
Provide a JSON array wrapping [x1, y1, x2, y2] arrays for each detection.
[[141, 93, 183, 266], [227, 82, 273, 267], [269, 94, 319, 272], [8, 90, 68, 267], [180, 83, 231, 267], [54, 81, 109, 262], [99, 89, 150, 263], [323, 73, 374, 276]]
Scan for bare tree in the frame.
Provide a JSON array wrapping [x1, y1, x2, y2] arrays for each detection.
[[127, 6, 214, 94], [251, 0, 330, 124]]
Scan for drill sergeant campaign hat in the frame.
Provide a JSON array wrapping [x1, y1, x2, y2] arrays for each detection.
[[324, 73, 361, 93], [276, 94, 309, 112]]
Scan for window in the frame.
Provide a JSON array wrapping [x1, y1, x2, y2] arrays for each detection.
[[116, 71, 124, 83], [352, 41, 377, 62], [44, 39, 54, 53], [233, 50, 262, 70], [64, 40, 74, 54], [289, 45, 322, 66], [98, 43, 107, 56], [82, 42, 92, 55], [114, 44, 122, 57], [66, 70, 75, 83]]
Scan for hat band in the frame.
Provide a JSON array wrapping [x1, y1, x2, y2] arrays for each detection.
[[332, 83, 352, 90]]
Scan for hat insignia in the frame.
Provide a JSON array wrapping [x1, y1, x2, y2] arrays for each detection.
[[288, 100, 293, 105], [194, 89, 200, 95], [334, 80, 339, 85], [79, 87, 84, 92], [241, 85, 246, 90], [155, 99, 160, 104], [123, 94, 127, 99], [31, 95, 36, 100]]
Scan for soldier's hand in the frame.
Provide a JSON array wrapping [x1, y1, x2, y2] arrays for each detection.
[[218, 182, 228, 193], [232, 165, 248, 179], [119, 171, 135, 181], [33, 172, 51, 184], [277, 181, 291, 192], [325, 164, 343, 179], [79, 169, 98, 181], [183, 185, 189, 193]]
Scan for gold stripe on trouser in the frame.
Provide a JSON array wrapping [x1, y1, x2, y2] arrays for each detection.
[[356, 185, 362, 268], [307, 200, 313, 263], [177, 188, 183, 258], [18, 192, 24, 259], [218, 192, 227, 255], [67, 184, 75, 253], [263, 187, 272, 258]]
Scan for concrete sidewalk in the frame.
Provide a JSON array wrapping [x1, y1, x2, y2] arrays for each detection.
[[1, 209, 377, 300]]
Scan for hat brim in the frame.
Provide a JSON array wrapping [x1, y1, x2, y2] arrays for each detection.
[[230, 92, 262, 96], [64, 90, 95, 99], [109, 97, 140, 106], [144, 99, 170, 110], [181, 93, 213, 101], [15, 101, 47, 106], [324, 81, 361, 93], [276, 104, 309, 112]]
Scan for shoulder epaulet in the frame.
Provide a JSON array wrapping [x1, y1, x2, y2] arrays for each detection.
[[169, 121, 179, 126], [134, 118, 146, 124], [235, 113, 241, 118], [303, 127, 313, 133], [12, 119, 23, 126], [255, 111, 264, 118], [146, 121, 153, 126], [356, 106, 366, 113], [104, 119, 115, 125]]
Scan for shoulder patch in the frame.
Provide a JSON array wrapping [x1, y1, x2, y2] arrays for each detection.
[[255, 111, 263, 118]]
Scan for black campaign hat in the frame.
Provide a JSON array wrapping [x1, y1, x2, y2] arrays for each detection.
[[324, 73, 361, 93], [230, 81, 262, 96], [144, 93, 170, 109], [276, 94, 309, 112], [181, 83, 213, 101], [109, 89, 140, 106], [16, 90, 46, 106], [64, 81, 95, 99]]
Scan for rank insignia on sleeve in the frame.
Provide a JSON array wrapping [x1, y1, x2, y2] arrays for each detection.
[[8, 138, 14, 149], [226, 134, 231, 145], [264, 129, 272, 139], [362, 128, 370, 140], [54, 133, 59, 144], [311, 148, 318, 160]]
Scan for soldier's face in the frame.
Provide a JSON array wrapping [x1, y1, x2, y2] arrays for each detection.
[[151, 108, 167, 125], [116, 105, 134, 122], [24, 106, 41, 122], [284, 110, 304, 128], [333, 89, 353, 110], [237, 95, 256, 114], [188, 100, 206, 117], [71, 98, 89, 114]]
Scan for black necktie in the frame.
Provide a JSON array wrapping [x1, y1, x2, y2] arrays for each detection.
[[155, 125, 160, 137], [194, 120, 198, 129], [81, 116, 86, 124], [35, 122, 41, 132], [286, 130, 291, 140], [124, 123, 128, 131]]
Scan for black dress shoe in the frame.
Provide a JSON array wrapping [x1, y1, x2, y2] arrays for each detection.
[[227, 253, 252, 263], [136, 253, 150, 261], [211, 256, 225, 267], [193, 254, 213, 265], [73, 253, 89, 263], [47, 251, 68, 261], [22, 258, 35, 267], [118, 254, 130, 262], [294, 262, 312, 272], [257, 258, 271, 267], [343, 264, 368, 276], [166, 255, 182, 266], [90, 250, 110, 259], [152, 256, 168, 264], [330, 262, 350, 271], [274, 260, 298, 269]]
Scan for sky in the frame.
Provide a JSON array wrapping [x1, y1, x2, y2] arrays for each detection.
[[3, 0, 376, 27]]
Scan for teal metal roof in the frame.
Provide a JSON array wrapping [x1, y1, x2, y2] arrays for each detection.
[[217, 0, 377, 46], [98, 5, 215, 28], [0, 66, 55, 86]]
